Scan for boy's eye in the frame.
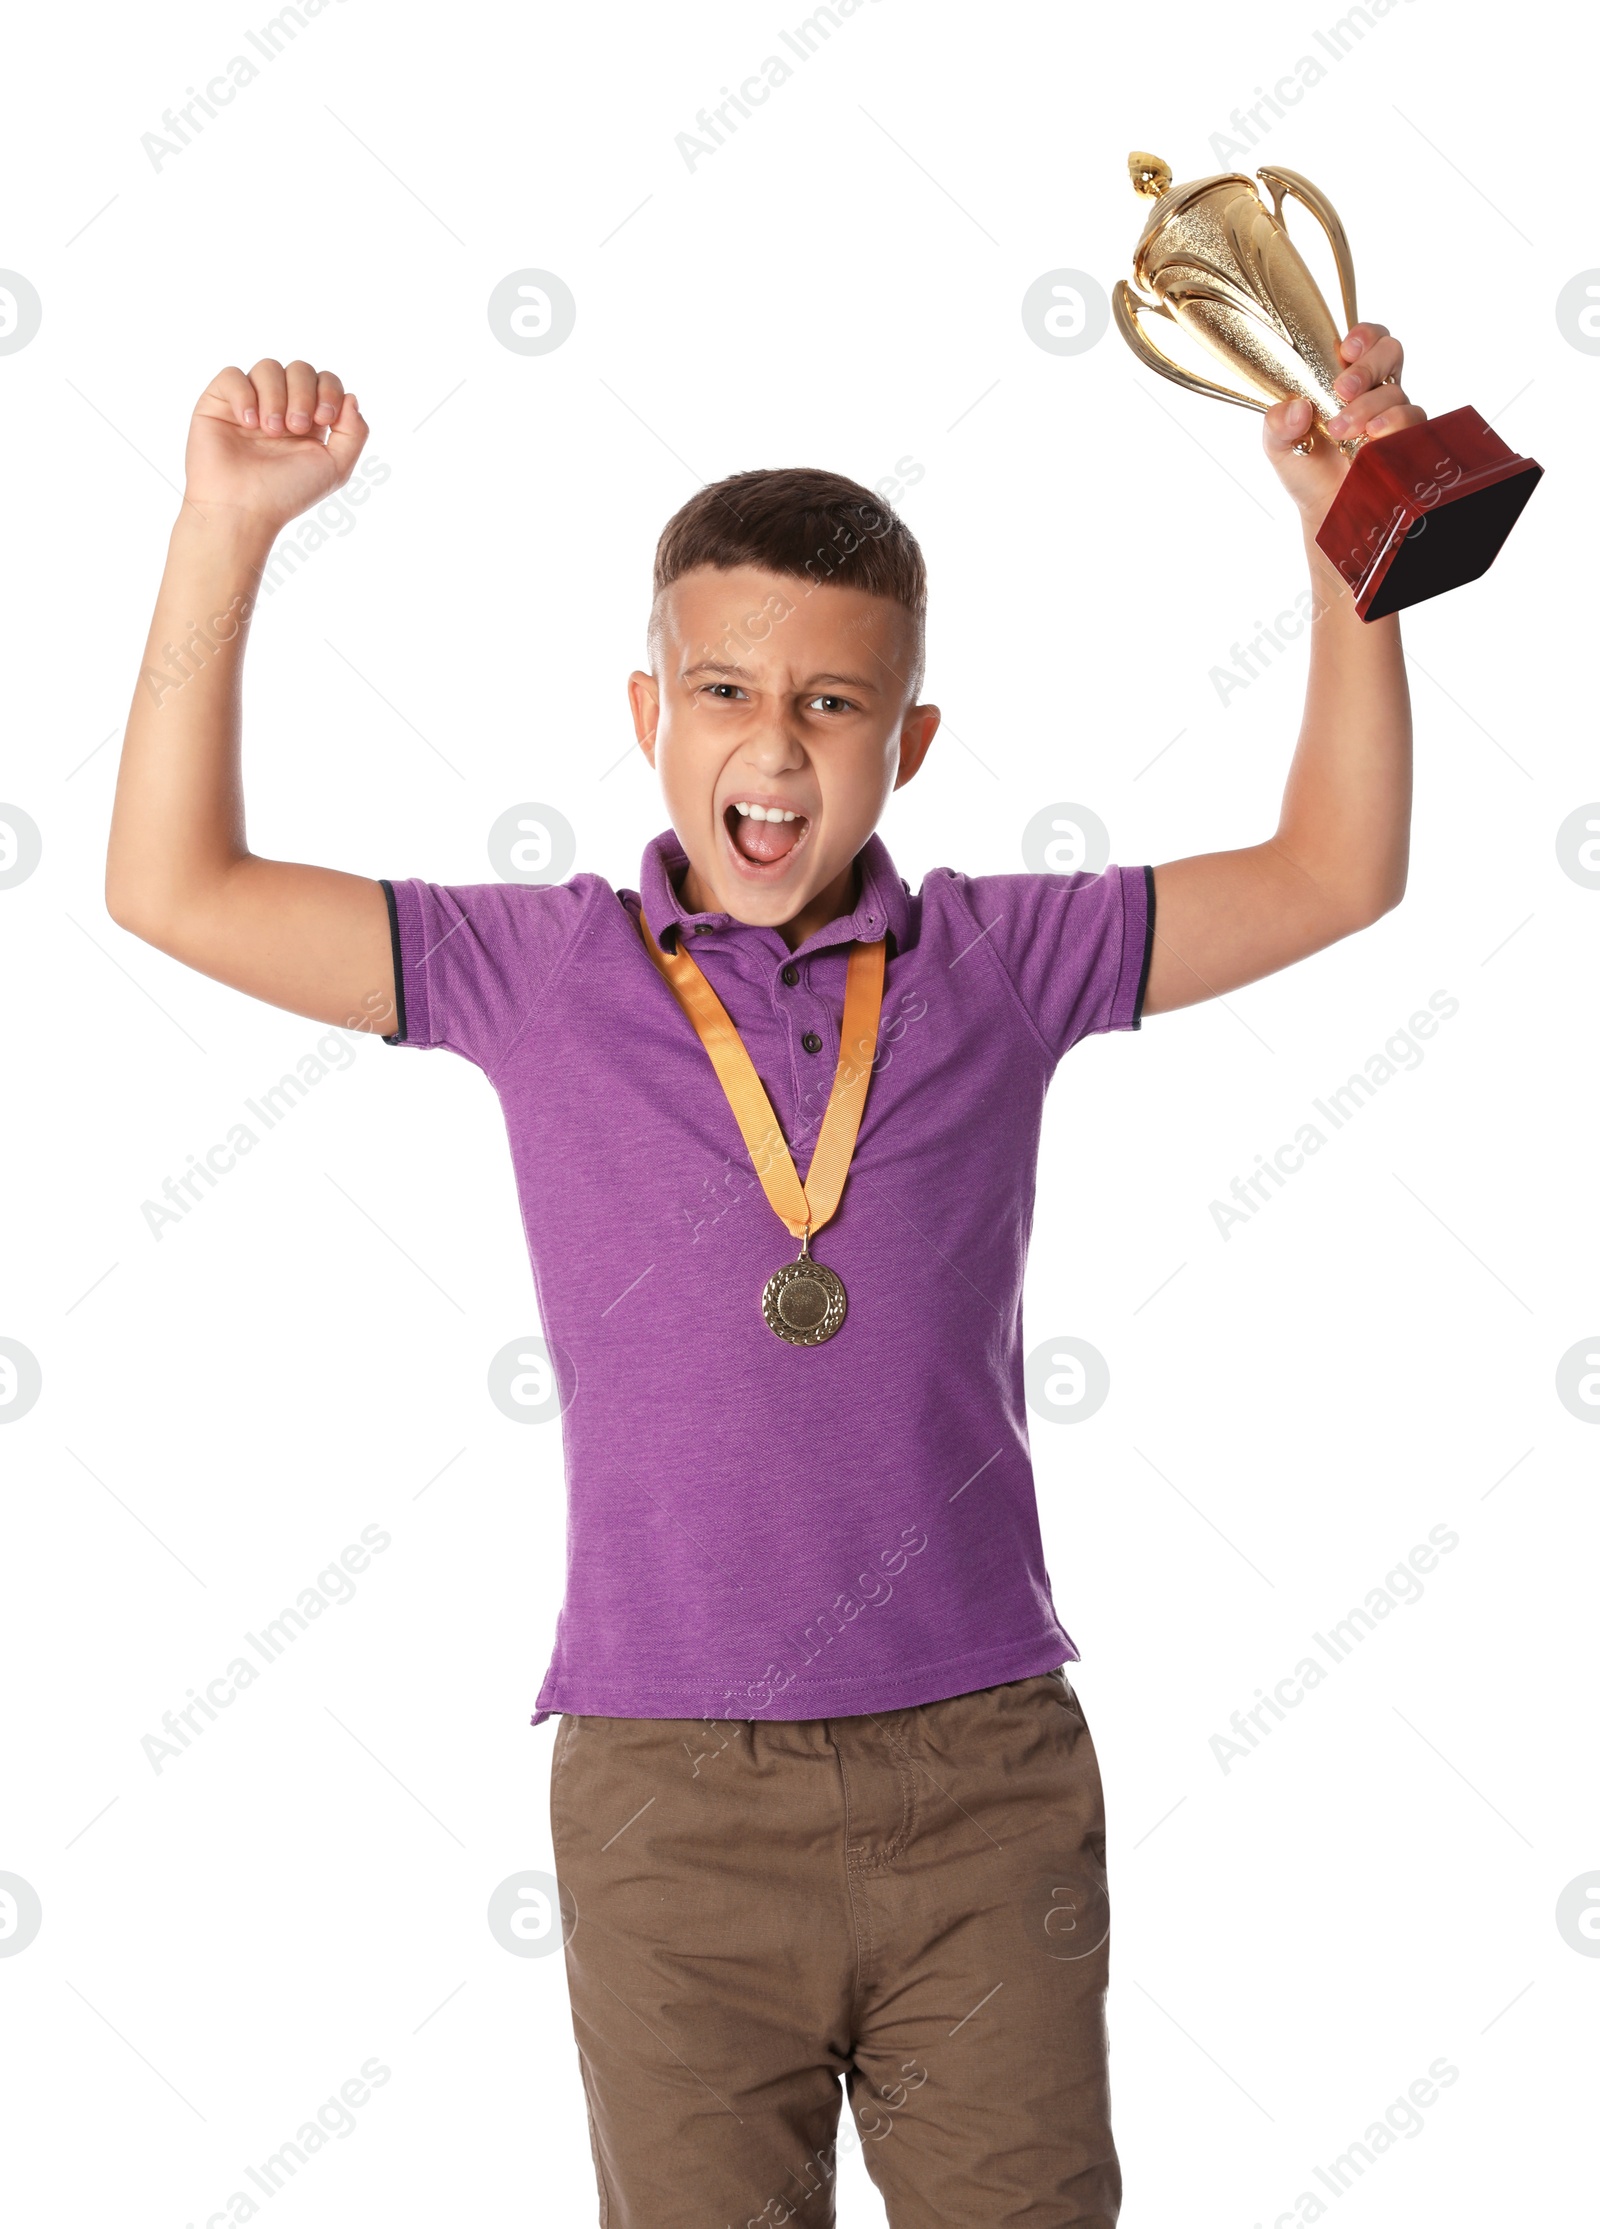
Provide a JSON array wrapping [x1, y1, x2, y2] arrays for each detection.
[[809, 694, 853, 714], [703, 683, 747, 701]]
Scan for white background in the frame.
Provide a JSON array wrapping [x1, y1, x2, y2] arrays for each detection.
[[2, 1, 1595, 2223]]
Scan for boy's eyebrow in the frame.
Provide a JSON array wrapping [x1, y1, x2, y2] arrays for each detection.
[[680, 659, 880, 692], [681, 658, 757, 682]]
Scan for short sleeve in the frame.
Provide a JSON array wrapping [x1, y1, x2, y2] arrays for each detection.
[[953, 863, 1154, 1064], [380, 875, 599, 1075]]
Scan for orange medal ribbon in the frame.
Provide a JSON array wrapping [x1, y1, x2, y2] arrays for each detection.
[[639, 909, 886, 1343]]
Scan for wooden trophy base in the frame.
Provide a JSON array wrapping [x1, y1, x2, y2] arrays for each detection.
[[1315, 406, 1542, 620]]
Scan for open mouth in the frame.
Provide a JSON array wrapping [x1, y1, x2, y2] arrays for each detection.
[[723, 798, 811, 871]]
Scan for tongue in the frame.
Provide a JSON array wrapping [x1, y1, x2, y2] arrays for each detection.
[[734, 814, 802, 864]]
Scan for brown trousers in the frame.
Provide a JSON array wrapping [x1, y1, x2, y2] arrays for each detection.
[[549, 1671, 1118, 2226]]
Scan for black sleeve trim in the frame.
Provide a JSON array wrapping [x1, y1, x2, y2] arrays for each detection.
[[1132, 864, 1156, 1030], [378, 878, 408, 1044]]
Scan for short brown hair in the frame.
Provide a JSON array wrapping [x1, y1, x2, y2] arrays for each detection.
[[651, 466, 927, 695]]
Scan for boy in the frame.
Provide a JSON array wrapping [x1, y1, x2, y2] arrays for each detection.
[[108, 339, 1421, 2226]]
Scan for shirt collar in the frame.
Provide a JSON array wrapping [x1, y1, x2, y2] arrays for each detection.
[[636, 827, 910, 958]]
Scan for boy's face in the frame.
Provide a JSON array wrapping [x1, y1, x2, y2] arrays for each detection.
[[629, 565, 939, 942]]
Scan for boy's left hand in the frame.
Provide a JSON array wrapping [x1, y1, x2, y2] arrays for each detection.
[[1262, 323, 1428, 523]]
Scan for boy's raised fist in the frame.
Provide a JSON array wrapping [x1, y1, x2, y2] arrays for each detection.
[[1262, 322, 1427, 523], [184, 357, 367, 529]]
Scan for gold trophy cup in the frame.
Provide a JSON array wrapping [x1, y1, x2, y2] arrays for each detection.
[[1114, 152, 1541, 618]]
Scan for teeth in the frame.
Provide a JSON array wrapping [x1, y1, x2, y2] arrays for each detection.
[[732, 803, 798, 821]]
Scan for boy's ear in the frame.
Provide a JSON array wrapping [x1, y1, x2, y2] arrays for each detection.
[[628, 669, 660, 766], [892, 702, 941, 791]]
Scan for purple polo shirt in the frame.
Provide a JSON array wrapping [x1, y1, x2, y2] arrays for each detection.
[[381, 832, 1152, 1724]]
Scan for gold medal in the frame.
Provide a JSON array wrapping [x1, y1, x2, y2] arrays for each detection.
[[761, 1232, 847, 1345], [638, 904, 885, 1348]]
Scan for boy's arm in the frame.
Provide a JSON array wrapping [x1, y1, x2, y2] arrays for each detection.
[[106, 359, 398, 1035], [1142, 323, 1422, 1017]]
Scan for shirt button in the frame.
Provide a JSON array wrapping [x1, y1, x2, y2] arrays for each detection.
[[801, 1031, 823, 1055], [693, 923, 713, 935], [781, 964, 799, 987]]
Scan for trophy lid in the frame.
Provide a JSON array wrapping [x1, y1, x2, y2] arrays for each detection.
[[1126, 149, 1262, 274]]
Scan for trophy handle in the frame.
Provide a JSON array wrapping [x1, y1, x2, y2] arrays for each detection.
[[1256, 166, 1360, 332], [1112, 280, 1268, 414]]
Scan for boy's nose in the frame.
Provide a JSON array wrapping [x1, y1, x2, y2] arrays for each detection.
[[743, 721, 806, 772]]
